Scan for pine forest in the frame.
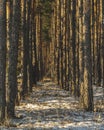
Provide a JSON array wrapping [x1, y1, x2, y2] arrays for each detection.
[[0, 0, 104, 129]]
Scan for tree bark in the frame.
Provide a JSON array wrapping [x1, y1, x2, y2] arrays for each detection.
[[0, 0, 6, 122], [7, 0, 20, 117], [81, 0, 93, 111]]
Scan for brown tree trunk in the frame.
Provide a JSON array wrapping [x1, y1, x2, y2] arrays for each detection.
[[0, 0, 6, 122], [7, 0, 20, 117], [81, 0, 93, 111]]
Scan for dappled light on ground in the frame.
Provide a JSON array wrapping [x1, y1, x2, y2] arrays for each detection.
[[0, 79, 104, 130]]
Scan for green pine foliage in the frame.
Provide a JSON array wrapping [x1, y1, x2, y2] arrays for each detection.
[[40, 0, 53, 42]]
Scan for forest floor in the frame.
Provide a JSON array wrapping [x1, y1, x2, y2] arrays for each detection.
[[0, 78, 104, 130]]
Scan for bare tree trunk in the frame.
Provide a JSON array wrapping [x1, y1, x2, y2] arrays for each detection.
[[7, 0, 20, 117], [0, 0, 6, 122], [79, 0, 84, 104], [22, 0, 28, 97], [71, 0, 77, 95], [81, 0, 93, 111]]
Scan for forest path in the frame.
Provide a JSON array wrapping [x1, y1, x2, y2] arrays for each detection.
[[1, 78, 104, 130]]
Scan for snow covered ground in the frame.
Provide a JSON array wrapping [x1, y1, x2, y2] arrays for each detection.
[[0, 79, 104, 130]]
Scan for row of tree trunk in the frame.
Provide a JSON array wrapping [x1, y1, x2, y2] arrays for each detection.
[[0, 0, 104, 123], [0, 0, 44, 122], [51, 0, 104, 111]]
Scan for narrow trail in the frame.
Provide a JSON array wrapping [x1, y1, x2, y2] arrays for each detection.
[[1, 79, 104, 130]]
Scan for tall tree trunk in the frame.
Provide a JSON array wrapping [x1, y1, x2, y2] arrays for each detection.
[[22, 0, 28, 97], [0, 0, 6, 122], [7, 0, 20, 117], [56, 0, 61, 85], [102, 0, 104, 94], [28, 0, 33, 92], [66, 0, 71, 91], [36, 0, 42, 80], [79, 0, 84, 103], [71, 0, 76, 95], [81, 0, 93, 111], [32, 0, 39, 83], [75, 0, 80, 97]]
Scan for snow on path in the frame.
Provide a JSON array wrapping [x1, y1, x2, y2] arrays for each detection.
[[0, 79, 104, 130]]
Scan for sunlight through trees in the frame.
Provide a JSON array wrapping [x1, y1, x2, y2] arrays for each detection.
[[0, 0, 104, 126]]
